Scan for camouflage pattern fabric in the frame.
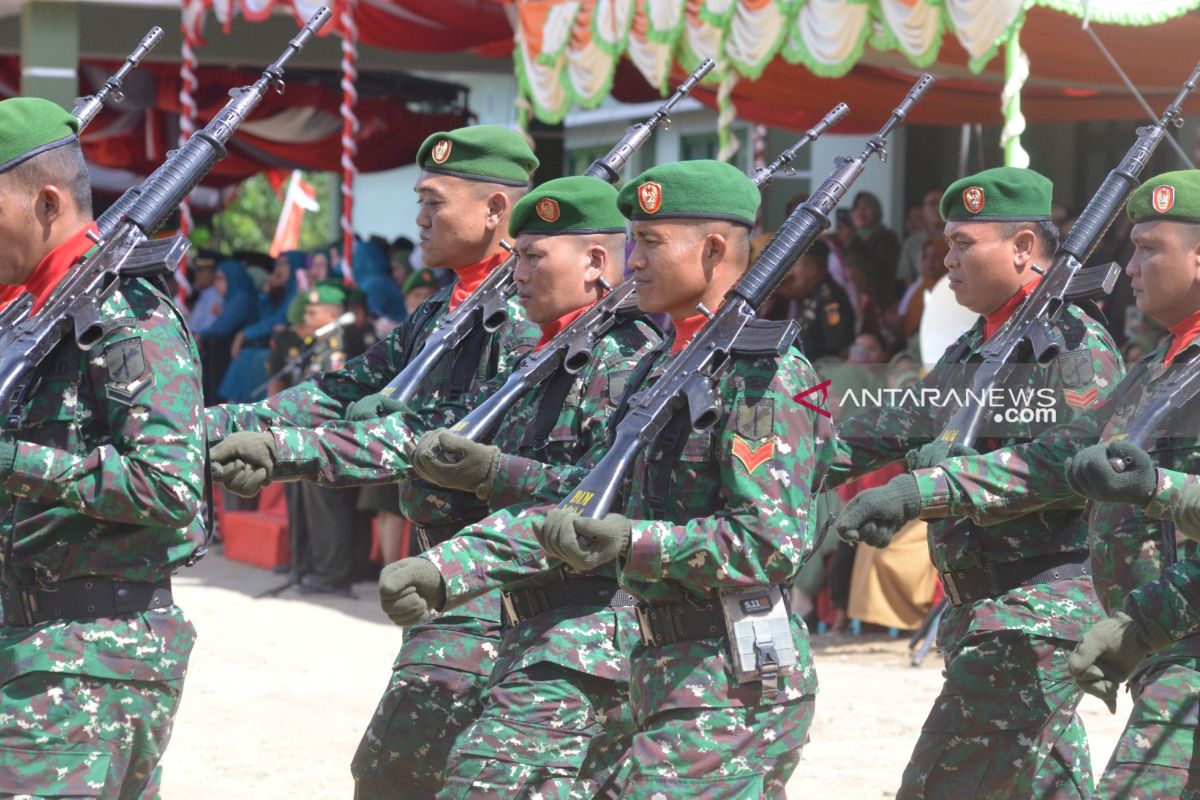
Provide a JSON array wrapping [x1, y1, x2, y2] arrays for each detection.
[[829, 303, 1124, 796], [412, 314, 656, 797], [0, 273, 205, 796], [595, 340, 833, 789], [912, 333, 1200, 793], [897, 629, 1093, 799], [1096, 644, 1200, 799]]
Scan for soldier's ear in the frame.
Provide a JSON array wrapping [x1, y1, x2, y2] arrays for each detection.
[[1011, 226, 1037, 267], [33, 183, 67, 228]]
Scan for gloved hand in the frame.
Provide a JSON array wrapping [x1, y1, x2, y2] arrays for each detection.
[[411, 429, 500, 499], [1068, 610, 1171, 713], [535, 508, 631, 572], [0, 438, 16, 477], [378, 557, 446, 626], [1172, 484, 1200, 542], [836, 474, 922, 548], [1065, 441, 1157, 506], [210, 432, 278, 497], [345, 392, 407, 422], [905, 441, 979, 472], [211, 459, 272, 498]]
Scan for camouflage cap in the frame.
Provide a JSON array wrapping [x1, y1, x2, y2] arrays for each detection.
[[0, 97, 80, 175], [305, 283, 347, 307], [416, 125, 538, 187], [618, 160, 759, 226], [508, 176, 626, 237], [403, 268, 440, 295], [941, 166, 1053, 222], [1127, 170, 1200, 224]]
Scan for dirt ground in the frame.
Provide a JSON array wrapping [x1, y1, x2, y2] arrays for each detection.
[[158, 552, 1131, 798]]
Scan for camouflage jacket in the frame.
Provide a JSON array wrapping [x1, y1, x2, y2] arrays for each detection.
[[830, 304, 1123, 642], [419, 312, 660, 679], [913, 332, 1200, 646], [617, 338, 834, 708], [1, 273, 204, 682]]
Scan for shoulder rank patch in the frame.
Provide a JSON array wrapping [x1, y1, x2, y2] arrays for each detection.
[[732, 434, 774, 475]]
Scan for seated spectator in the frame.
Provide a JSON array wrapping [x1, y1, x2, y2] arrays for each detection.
[[403, 268, 440, 314], [895, 189, 943, 286], [186, 251, 220, 331], [825, 208, 861, 314], [894, 236, 950, 342], [846, 190, 901, 308], [287, 249, 337, 327], [764, 239, 856, 360], [353, 237, 407, 323], [218, 253, 295, 403], [196, 259, 258, 404]]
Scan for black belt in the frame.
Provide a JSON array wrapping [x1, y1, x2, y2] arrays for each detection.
[[636, 598, 726, 647], [0, 577, 173, 627], [501, 576, 637, 626], [940, 552, 1090, 607]]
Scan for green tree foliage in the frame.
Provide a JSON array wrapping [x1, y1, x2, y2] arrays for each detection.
[[205, 171, 337, 253]]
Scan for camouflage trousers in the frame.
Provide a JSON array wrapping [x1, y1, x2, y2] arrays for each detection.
[[898, 629, 1093, 800], [0, 671, 185, 799], [1095, 647, 1200, 799], [439, 662, 637, 799], [351, 592, 501, 799]]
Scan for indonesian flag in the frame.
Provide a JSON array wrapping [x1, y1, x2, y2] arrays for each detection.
[[269, 170, 320, 258]]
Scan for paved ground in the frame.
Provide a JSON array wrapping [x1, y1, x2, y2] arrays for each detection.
[[158, 552, 1130, 798]]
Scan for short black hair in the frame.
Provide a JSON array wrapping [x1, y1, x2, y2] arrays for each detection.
[[4, 140, 92, 216], [805, 238, 830, 267], [998, 219, 1059, 259]]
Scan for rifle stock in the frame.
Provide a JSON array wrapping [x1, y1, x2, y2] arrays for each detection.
[[558, 76, 933, 519], [937, 59, 1200, 449], [446, 102, 851, 443], [380, 60, 717, 405]]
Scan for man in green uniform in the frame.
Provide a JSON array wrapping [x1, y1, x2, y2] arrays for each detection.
[[359, 176, 659, 798], [832, 167, 1125, 799], [842, 170, 1200, 799], [205, 124, 540, 796], [530, 161, 834, 796], [0, 98, 206, 798]]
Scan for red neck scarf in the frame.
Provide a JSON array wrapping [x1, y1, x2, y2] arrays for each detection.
[[1164, 307, 1200, 365], [671, 312, 709, 354], [22, 223, 100, 315], [448, 250, 508, 312], [983, 277, 1041, 341], [534, 301, 594, 351]]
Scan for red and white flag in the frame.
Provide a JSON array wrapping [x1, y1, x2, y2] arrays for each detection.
[[269, 170, 320, 258]]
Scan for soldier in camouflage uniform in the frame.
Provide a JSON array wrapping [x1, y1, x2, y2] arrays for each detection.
[[832, 167, 1124, 799], [280, 176, 659, 797], [0, 99, 205, 798], [845, 170, 1200, 799], [204, 125, 540, 797], [531, 161, 835, 797]]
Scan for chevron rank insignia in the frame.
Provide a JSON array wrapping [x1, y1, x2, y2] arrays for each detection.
[[731, 435, 774, 475], [1063, 386, 1100, 409]]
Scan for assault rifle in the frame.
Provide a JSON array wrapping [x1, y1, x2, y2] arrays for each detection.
[[0, 8, 331, 422], [935, 60, 1200, 449], [448, 102, 850, 442], [72, 26, 164, 129], [557, 76, 933, 518], [379, 59, 717, 405]]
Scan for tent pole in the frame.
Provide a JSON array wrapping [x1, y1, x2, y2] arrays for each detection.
[[1001, 24, 1030, 168]]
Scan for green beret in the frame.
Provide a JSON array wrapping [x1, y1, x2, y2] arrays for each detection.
[[403, 268, 440, 295], [1127, 170, 1200, 224], [618, 160, 759, 226], [508, 176, 626, 237], [0, 97, 80, 175], [305, 283, 347, 307], [940, 166, 1052, 222], [416, 125, 538, 187]]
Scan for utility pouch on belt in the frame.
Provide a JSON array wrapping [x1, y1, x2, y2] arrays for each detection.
[[719, 585, 795, 699]]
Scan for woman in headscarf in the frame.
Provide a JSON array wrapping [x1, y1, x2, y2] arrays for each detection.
[[197, 259, 258, 404]]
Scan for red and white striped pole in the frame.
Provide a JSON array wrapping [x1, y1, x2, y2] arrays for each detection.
[[178, 0, 201, 240], [339, 0, 359, 285]]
